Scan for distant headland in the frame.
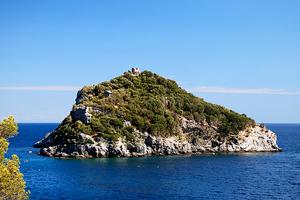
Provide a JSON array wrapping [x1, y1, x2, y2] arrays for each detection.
[[34, 68, 281, 158]]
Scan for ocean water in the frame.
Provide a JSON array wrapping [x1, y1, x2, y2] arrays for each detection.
[[7, 123, 300, 200]]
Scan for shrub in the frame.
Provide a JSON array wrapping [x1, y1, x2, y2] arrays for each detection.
[[56, 70, 255, 142]]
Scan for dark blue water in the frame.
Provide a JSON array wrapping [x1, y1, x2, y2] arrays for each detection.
[[7, 124, 300, 200]]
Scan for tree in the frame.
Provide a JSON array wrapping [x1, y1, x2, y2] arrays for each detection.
[[0, 116, 28, 200], [0, 116, 18, 138]]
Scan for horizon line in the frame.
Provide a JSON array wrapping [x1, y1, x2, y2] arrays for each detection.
[[17, 122, 300, 124]]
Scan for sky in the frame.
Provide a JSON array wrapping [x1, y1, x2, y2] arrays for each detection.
[[0, 0, 299, 123]]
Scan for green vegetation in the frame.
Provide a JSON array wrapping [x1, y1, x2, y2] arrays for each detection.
[[0, 116, 29, 200], [56, 71, 255, 142]]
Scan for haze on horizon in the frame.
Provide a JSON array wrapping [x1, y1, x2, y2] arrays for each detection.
[[0, 0, 299, 123]]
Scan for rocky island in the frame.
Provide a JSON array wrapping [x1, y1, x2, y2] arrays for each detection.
[[34, 68, 281, 158]]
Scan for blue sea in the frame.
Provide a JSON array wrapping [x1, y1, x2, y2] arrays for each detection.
[[7, 123, 300, 200]]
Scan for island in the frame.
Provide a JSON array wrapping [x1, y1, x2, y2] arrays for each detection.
[[34, 68, 281, 158]]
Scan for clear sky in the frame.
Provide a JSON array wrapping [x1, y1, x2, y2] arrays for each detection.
[[0, 0, 299, 123]]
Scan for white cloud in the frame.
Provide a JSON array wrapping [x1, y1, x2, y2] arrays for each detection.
[[0, 86, 81, 92], [1, 85, 300, 96], [189, 86, 300, 96]]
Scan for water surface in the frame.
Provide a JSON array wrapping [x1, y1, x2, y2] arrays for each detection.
[[8, 123, 300, 200]]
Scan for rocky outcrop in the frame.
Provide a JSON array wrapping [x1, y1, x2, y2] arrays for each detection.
[[235, 125, 279, 152], [71, 105, 92, 124], [33, 70, 281, 158], [34, 122, 281, 158]]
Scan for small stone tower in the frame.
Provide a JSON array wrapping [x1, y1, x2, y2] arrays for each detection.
[[131, 67, 140, 75]]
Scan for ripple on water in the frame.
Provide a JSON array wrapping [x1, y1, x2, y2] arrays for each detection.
[[6, 123, 300, 200]]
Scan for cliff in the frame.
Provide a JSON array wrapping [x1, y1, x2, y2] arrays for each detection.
[[34, 70, 281, 158]]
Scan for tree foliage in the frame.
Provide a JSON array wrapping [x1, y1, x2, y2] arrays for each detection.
[[0, 116, 28, 200], [0, 116, 18, 139], [56, 71, 255, 142]]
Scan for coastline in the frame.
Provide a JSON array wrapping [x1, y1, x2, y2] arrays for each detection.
[[34, 124, 281, 159]]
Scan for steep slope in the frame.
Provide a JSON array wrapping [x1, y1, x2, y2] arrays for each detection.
[[34, 70, 280, 158]]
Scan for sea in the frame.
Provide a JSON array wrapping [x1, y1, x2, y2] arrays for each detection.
[[7, 123, 300, 200]]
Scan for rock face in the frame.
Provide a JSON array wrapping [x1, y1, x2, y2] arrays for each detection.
[[34, 121, 280, 158], [71, 105, 92, 124], [33, 70, 281, 158]]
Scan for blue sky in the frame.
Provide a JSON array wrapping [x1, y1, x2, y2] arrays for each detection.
[[0, 0, 299, 123]]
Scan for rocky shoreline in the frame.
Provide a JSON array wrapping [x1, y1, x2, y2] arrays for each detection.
[[33, 70, 281, 158], [34, 123, 281, 159]]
